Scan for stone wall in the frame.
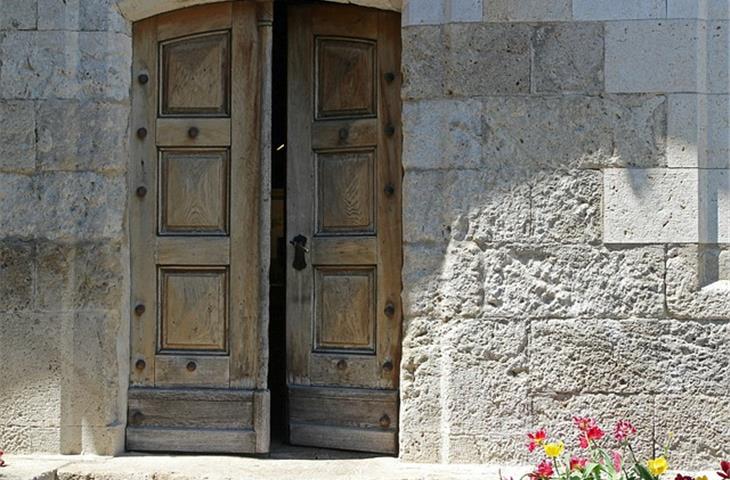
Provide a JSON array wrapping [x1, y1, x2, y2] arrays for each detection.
[[0, 0, 131, 455], [400, 0, 730, 468]]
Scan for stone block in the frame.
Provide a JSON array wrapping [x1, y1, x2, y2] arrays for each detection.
[[0, 101, 36, 172], [532, 394, 656, 459], [666, 244, 730, 319], [447, 433, 530, 464], [482, 95, 667, 172], [445, 23, 531, 96], [402, 26, 445, 100], [606, 20, 727, 94], [399, 430, 442, 462], [530, 170, 602, 244], [0, 312, 62, 428], [573, 0, 665, 20], [699, 168, 730, 243], [0, 240, 33, 311], [533, 23, 604, 94], [603, 168, 699, 243], [0, 31, 131, 101], [0, 174, 37, 238], [705, 95, 730, 166], [531, 319, 729, 395], [37, 100, 130, 172], [447, 0, 483, 23], [655, 394, 730, 469], [402, 99, 482, 170], [400, 340, 442, 433], [402, 0, 444, 25], [402, 169, 531, 245], [38, 0, 130, 33], [442, 319, 529, 435], [484, 0, 571, 21], [0, 0, 37, 30], [35, 172, 126, 241], [36, 240, 125, 311], [478, 244, 665, 319], [402, 243, 445, 317], [668, 0, 730, 19], [668, 94, 730, 168]]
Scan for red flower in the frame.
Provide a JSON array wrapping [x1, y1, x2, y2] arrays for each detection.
[[529, 460, 555, 480], [573, 417, 597, 432], [0, 449, 5, 467], [674, 475, 693, 480], [527, 430, 548, 453], [578, 424, 605, 449], [718, 461, 730, 479], [614, 420, 637, 443], [570, 457, 588, 471]]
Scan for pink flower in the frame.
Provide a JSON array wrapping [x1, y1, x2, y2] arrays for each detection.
[[0, 449, 5, 468], [530, 460, 555, 480], [570, 457, 588, 471], [718, 461, 730, 480], [527, 430, 548, 453], [612, 451, 622, 471], [614, 420, 637, 443]]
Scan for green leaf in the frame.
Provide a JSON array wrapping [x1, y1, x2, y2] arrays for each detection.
[[635, 464, 656, 480]]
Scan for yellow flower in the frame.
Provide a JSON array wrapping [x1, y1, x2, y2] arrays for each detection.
[[544, 441, 564, 458], [647, 456, 669, 476], [697, 476, 708, 480]]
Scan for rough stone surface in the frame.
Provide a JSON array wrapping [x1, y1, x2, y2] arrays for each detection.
[[0, 0, 37, 30], [0, 101, 36, 172], [666, 245, 730, 319], [444, 23, 531, 96], [36, 100, 130, 172], [533, 23, 605, 94], [604, 168, 699, 243], [402, 26, 445, 100]]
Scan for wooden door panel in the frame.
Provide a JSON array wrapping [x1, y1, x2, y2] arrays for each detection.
[[159, 149, 229, 235], [316, 38, 376, 119], [314, 267, 375, 353], [317, 150, 375, 234], [129, 1, 270, 454], [159, 267, 228, 352], [160, 31, 231, 116], [287, 4, 401, 454]]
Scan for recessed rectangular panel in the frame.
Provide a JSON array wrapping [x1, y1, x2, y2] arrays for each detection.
[[316, 37, 376, 119], [159, 149, 229, 235], [159, 267, 228, 353], [317, 150, 374, 234], [160, 31, 230, 116], [314, 267, 375, 353]]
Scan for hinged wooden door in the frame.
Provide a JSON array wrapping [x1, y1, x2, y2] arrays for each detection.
[[128, 1, 271, 454], [286, 3, 402, 454]]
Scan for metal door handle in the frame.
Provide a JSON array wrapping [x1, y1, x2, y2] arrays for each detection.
[[290, 234, 308, 270]]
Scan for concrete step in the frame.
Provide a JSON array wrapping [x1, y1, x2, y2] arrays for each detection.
[[2, 454, 530, 480]]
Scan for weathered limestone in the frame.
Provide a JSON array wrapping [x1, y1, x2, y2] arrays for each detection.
[[0, 101, 36, 172], [484, 0, 571, 22], [604, 168, 699, 244]]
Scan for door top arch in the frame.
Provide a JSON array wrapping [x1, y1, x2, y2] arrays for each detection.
[[118, 0, 401, 22]]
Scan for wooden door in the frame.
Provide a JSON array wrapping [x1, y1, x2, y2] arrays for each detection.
[[128, 1, 272, 454], [286, 3, 402, 454]]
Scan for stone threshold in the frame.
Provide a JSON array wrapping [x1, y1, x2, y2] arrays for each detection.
[[0, 453, 531, 480]]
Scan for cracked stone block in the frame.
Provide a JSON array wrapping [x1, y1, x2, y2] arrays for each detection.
[[533, 23, 604, 94], [604, 168, 699, 244]]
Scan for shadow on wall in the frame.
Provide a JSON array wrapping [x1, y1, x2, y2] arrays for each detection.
[[399, 31, 730, 465]]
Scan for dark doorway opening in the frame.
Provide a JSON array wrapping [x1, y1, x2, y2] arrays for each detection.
[[268, 0, 289, 446]]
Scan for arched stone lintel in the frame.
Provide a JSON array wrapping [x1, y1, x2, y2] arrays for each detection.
[[118, 0, 401, 22]]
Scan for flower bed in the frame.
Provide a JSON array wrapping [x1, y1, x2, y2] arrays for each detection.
[[518, 418, 728, 480]]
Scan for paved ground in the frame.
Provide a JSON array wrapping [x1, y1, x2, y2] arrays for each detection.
[[0, 450, 531, 480]]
